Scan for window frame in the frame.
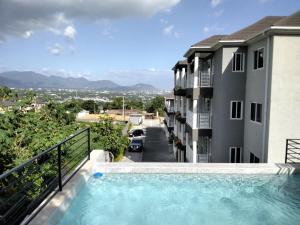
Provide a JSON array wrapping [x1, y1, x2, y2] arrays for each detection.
[[250, 102, 262, 123], [230, 100, 243, 120], [232, 52, 245, 72], [253, 48, 264, 70], [229, 147, 242, 163]]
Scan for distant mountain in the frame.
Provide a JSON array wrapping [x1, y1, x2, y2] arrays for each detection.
[[0, 71, 158, 91]]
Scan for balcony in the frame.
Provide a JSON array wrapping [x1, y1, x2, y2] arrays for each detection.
[[198, 72, 213, 87], [175, 111, 186, 124], [173, 86, 186, 96], [164, 106, 175, 114], [197, 153, 209, 163], [186, 109, 193, 127], [197, 112, 212, 129]]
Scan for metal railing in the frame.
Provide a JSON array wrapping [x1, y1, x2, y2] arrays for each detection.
[[197, 113, 212, 129], [285, 139, 300, 163], [0, 128, 91, 225], [198, 72, 213, 87]]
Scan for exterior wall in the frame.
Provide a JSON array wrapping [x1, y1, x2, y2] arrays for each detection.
[[243, 38, 268, 163], [211, 46, 247, 162], [267, 35, 300, 163]]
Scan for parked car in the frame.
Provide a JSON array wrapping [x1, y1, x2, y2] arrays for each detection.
[[128, 128, 146, 145], [128, 128, 144, 137], [128, 139, 144, 152]]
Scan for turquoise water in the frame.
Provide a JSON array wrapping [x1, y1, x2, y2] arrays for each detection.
[[57, 174, 300, 225]]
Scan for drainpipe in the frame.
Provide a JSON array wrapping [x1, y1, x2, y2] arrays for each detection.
[[262, 36, 271, 163]]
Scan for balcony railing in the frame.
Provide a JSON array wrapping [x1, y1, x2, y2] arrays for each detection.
[[197, 112, 212, 129], [285, 139, 300, 163], [187, 73, 194, 88], [197, 153, 209, 163], [198, 72, 213, 87], [186, 109, 193, 127], [0, 128, 91, 225]]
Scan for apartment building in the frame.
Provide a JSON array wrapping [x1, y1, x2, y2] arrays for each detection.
[[172, 10, 300, 163], [164, 95, 175, 140]]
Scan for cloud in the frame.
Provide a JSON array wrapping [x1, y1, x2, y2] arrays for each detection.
[[0, 0, 181, 40], [211, 0, 222, 8], [47, 43, 64, 56], [162, 24, 181, 38], [63, 25, 76, 40], [203, 24, 224, 34], [22, 30, 34, 39], [163, 25, 175, 35]]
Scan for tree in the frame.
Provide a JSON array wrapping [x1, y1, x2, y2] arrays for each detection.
[[91, 117, 129, 157], [145, 96, 165, 115], [81, 100, 98, 114]]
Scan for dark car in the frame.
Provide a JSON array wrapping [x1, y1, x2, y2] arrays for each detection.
[[128, 139, 143, 152], [128, 129, 144, 138]]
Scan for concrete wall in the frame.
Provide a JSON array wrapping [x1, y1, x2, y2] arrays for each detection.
[[212, 46, 247, 162], [267, 35, 300, 163], [243, 38, 268, 163]]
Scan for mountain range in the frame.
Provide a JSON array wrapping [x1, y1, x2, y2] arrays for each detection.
[[0, 71, 157, 92]]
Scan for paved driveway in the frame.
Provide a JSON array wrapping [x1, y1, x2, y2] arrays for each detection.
[[142, 126, 175, 162]]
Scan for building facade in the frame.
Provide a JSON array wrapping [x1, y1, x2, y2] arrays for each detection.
[[171, 11, 300, 163]]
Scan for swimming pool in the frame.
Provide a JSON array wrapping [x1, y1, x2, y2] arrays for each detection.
[[56, 174, 300, 225]]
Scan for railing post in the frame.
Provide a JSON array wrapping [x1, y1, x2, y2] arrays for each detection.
[[58, 144, 62, 191], [285, 139, 288, 164], [87, 128, 91, 160]]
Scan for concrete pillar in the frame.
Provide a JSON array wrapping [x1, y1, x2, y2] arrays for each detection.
[[194, 53, 200, 88], [176, 69, 180, 87], [193, 140, 197, 163], [192, 99, 197, 129], [181, 67, 186, 88]]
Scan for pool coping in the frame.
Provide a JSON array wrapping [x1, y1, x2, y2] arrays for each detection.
[[27, 150, 300, 225]]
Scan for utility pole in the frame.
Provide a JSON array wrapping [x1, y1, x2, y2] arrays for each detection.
[[123, 96, 125, 121]]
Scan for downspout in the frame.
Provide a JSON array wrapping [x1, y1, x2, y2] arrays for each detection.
[[262, 35, 271, 163]]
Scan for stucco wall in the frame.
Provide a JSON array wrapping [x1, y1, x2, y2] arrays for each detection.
[[243, 38, 268, 162], [211, 46, 246, 162], [267, 35, 300, 163]]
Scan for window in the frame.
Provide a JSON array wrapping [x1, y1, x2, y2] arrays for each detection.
[[232, 52, 244, 72], [254, 48, 264, 70], [229, 147, 242, 163], [250, 152, 260, 163], [250, 103, 262, 123], [230, 101, 243, 120]]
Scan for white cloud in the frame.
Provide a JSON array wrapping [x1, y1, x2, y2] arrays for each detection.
[[0, 0, 181, 40], [211, 0, 222, 8], [203, 24, 224, 34], [47, 43, 64, 56], [163, 25, 175, 35], [22, 30, 34, 39], [63, 25, 76, 40]]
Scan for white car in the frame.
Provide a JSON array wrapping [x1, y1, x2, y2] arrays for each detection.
[[128, 128, 146, 144]]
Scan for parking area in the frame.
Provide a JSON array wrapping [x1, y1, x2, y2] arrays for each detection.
[[121, 119, 175, 163], [142, 127, 175, 162]]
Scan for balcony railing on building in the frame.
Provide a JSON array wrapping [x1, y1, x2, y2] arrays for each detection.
[[198, 72, 213, 87], [187, 73, 194, 88], [197, 153, 209, 163], [197, 112, 212, 129]]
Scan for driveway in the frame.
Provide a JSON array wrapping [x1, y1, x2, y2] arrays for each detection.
[[142, 126, 176, 162]]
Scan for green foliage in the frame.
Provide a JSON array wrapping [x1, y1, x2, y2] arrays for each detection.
[[145, 95, 165, 116], [90, 117, 129, 158], [81, 100, 99, 114], [103, 97, 143, 111]]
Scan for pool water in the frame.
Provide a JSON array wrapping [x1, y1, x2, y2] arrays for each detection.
[[57, 174, 300, 225]]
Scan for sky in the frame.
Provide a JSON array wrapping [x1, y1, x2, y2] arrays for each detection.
[[0, 0, 299, 90]]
